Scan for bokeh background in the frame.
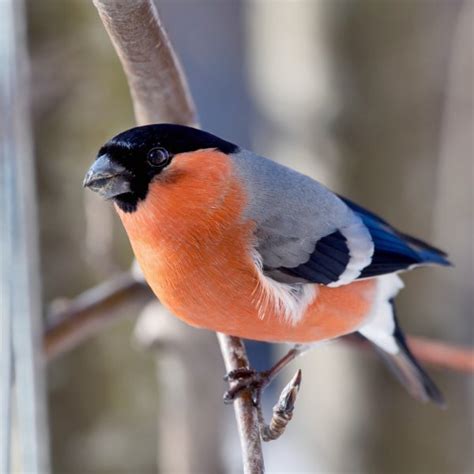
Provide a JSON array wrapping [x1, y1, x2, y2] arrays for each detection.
[[25, 0, 472, 472]]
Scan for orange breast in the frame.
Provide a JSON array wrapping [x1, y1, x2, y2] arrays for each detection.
[[117, 149, 377, 343]]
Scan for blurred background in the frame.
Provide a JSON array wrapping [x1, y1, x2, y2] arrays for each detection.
[[23, 0, 473, 472]]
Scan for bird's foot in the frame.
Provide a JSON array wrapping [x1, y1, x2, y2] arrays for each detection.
[[223, 345, 306, 406], [223, 368, 272, 406]]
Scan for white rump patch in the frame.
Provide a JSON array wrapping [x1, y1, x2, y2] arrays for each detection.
[[358, 274, 404, 354], [251, 250, 317, 325], [329, 220, 374, 287]]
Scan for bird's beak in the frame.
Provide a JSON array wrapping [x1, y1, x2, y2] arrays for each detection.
[[83, 154, 131, 200]]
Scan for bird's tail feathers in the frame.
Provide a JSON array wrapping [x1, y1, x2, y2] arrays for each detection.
[[358, 299, 445, 407], [401, 233, 451, 267]]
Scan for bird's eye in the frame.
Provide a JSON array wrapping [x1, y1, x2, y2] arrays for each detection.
[[147, 147, 170, 167]]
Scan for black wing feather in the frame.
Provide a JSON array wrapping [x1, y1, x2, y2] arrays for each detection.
[[277, 230, 350, 285]]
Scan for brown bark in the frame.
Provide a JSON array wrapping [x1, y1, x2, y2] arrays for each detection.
[[90, 1, 264, 471]]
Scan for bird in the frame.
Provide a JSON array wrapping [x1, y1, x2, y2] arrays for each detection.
[[84, 123, 450, 406]]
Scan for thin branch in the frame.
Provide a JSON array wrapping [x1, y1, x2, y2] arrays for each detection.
[[399, 337, 473, 373], [45, 272, 152, 361], [217, 335, 265, 473], [343, 334, 474, 373], [92, 0, 197, 127], [258, 369, 302, 442], [45, 276, 474, 372], [90, 1, 265, 471]]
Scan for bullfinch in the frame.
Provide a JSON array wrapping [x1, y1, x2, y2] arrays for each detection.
[[84, 124, 450, 406]]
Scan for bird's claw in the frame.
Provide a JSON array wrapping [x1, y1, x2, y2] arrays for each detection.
[[223, 368, 271, 405]]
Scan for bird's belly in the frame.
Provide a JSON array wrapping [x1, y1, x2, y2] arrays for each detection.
[[135, 246, 377, 343]]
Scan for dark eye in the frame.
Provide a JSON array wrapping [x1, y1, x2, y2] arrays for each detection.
[[147, 147, 170, 167]]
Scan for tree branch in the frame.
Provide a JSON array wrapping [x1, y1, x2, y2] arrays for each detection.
[[89, 1, 265, 471], [92, 0, 197, 127], [45, 272, 152, 360], [258, 369, 302, 442], [396, 336, 474, 373], [45, 274, 474, 372], [342, 333, 474, 373], [217, 335, 265, 473]]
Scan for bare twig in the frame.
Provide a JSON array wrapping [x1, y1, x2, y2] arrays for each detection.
[[258, 370, 302, 442], [342, 334, 474, 373], [92, 0, 197, 127], [44, 279, 474, 372], [44, 276, 473, 460], [400, 336, 473, 373], [90, 1, 266, 471], [217, 335, 265, 473], [45, 272, 152, 361]]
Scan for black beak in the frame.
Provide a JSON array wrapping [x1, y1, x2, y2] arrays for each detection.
[[83, 154, 131, 200]]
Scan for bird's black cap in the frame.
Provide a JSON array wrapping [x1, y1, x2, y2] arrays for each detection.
[[98, 123, 238, 158], [85, 124, 238, 213]]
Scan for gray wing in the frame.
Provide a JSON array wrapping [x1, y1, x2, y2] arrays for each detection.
[[231, 150, 374, 287]]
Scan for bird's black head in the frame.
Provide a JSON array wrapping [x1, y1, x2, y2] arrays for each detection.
[[83, 124, 238, 212]]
